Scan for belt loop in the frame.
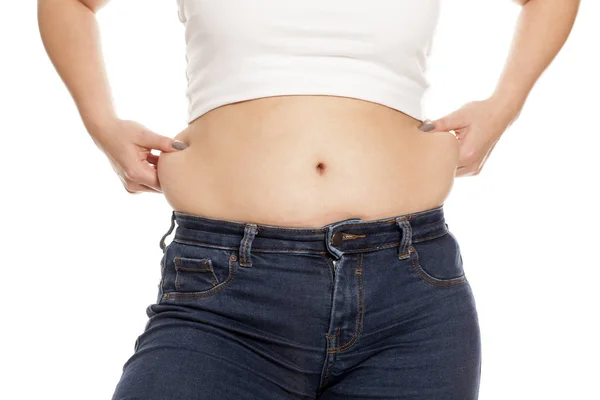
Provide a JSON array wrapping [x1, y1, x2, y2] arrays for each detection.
[[395, 216, 413, 260], [239, 223, 258, 268], [159, 211, 177, 251]]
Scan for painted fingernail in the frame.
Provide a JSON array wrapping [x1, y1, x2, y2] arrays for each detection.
[[418, 119, 435, 132], [172, 140, 188, 150]]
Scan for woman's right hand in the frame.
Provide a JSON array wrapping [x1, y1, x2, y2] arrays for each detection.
[[89, 118, 188, 194]]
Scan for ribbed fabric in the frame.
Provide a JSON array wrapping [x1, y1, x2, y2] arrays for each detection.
[[176, 0, 441, 124]]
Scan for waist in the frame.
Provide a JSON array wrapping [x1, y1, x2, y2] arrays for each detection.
[[157, 96, 459, 227], [161, 203, 448, 257]]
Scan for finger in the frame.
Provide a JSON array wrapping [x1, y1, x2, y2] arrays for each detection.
[[123, 184, 144, 194], [138, 130, 185, 153], [456, 166, 478, 177], [122, 173, 162, 193], [147, 153, 159, 165], [134, 161, 163, 192], [124, 181, 161, 194], [139, 183, 163, 193], [120, 175, 144, 194], [432, 110, 469, 133], [124, 186, 139, 194]]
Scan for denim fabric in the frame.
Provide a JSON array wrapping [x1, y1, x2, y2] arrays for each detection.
[[111, 204, 481, 400]]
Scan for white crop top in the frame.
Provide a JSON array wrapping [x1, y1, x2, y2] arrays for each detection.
[[175, 0, 441, 124]]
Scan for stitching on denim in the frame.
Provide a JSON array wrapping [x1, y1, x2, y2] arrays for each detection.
[[172, 226, 447, 255], [159, 252, 166, 293], [173, 257, 218, 290], [172, 237, 443, 254], [411, 229, 449, 244], [175, 266, 213, 272], [160, 212, 177, 251], [325, 327, 341, 339], [244, 226, 252, 265], [398, 219, 412, 259], [320, 257, 334, 292], [173, 237, 330, 254], [163, 255, 238, 299], [174, 205, 443, 233], [241, 228, 248, 266], [175, 237, 398, 252], [176, 214, 325, 232], [329, 253, 365, 353], [319, 333, 337, 391], [409, 245, 467, 287]]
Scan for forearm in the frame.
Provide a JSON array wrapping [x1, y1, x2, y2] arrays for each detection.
[[491, 0, 580, 119], [37, 0, 116, 136]]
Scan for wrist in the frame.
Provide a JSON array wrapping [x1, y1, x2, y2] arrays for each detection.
[[83, 113, 120, 139], [487, 91, 525, 126], [83, 115, 122, 151]]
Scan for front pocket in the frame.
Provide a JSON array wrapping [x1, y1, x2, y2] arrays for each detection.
[[174, 256, 220, 291], [408, 230, 467, 287], [160, 242, 239, 300]]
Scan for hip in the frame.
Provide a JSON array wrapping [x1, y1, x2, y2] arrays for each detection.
[[157, 95, 460, 227], [117, 205, 481, 399], [151, 204, 479, 364]]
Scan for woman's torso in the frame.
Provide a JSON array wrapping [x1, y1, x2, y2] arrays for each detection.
[[157, 0, 454, 227], [157, 96, 459, 228]]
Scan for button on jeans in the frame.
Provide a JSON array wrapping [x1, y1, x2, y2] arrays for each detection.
[[111, 204, 481, 399]]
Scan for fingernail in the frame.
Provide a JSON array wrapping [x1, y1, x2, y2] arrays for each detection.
[[172, 140, 188, 150], [418, 119, 435, 132]]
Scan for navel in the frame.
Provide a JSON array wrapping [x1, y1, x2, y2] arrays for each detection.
[[315, 161, 328, 175]]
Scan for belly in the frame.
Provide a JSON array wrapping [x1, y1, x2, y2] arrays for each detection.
[[157, 95, 459, 227]]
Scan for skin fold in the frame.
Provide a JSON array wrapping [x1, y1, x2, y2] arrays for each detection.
[[38, 0, 580, 227]]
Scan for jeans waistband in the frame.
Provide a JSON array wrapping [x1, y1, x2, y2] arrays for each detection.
[[159, 204, 449, 265]]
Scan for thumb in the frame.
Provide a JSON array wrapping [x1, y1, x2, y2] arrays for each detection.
[[141, 130, 188, 152], [427, 109, 468, 133]]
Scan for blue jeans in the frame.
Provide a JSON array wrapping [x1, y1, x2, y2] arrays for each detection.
[[112, 204, 481, 399]]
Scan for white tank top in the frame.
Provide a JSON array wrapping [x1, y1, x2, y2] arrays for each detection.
[[175, 0, 441, 124]]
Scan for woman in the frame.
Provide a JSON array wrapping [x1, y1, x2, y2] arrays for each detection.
[[38, 0, 579, 398]]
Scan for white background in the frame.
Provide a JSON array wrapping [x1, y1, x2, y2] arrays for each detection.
[[1, 0, 598, 399]]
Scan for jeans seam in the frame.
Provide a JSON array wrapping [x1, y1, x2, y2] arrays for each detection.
[[163, 254, 238, 299], [174, 257, 219, 290], [409, 245, 467, 287], [328, 253, 365, 353], [320, 256, 334, 293], [173, 237, 330, 255], [411, 229, 449, 244], [174, 233, 447, 254]]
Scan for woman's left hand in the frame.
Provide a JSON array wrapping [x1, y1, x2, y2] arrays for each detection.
[[420, 97, 521, 177]]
